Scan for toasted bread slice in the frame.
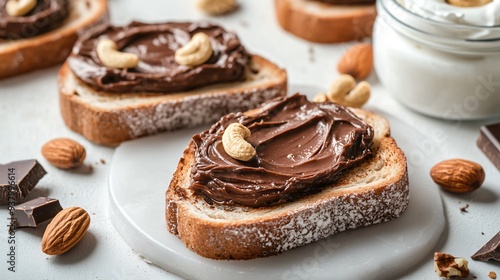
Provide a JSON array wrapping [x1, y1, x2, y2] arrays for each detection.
[[0, 0, 108, 79], [274, 0, 376, 43], [166, 107, 409, 260], [58, 55, 287, 146]]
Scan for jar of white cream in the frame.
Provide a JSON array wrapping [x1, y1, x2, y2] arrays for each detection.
[[374, 0, 500, 120]]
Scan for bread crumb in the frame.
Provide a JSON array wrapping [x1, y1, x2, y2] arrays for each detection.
[[459, 203, 469, 213], [100, 159, 106, 164], [489, 271, 497, 279]]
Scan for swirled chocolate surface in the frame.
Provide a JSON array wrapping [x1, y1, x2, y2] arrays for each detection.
[[190, 94, 374, 208], [0, 0, 69, 39], [67, 22, 249, 93], [310, 0, 375, 4]]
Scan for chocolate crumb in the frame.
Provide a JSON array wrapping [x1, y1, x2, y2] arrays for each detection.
[[482, 232, 485, 235], [490, 271, 497, 279], [471, 231, 500, 261], [100, 159, 105, 164], [460, 204, 469, 213], [472, 276, 477, 279]]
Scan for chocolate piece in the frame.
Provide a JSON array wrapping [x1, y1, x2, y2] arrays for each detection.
[[0, 160, 47, 205], [0, 0, 69, 39], [471, 231, 500, 262], [14, 197, 62, 228], [191, 94, 374, 207], [477, 123, 500, 171]]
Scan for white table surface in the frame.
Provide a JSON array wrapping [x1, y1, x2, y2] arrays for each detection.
[[1, 1, 499, 279]]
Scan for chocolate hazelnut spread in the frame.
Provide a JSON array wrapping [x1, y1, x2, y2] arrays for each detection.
[[190, 94, 374, 208], [310, 0, 375, 4], [67, 22, 249, 93], [0, 0, 69, 39]]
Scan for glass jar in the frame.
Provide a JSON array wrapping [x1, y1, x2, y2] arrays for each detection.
[[374, 0, 500, 120]]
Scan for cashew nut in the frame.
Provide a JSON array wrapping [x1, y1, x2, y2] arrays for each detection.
[[6, 0, 37, 17], [326, 75, 371, 108], [446, 0, 491, 7], [96, 38, 139, 69], [222, 123, 256, 161], [175, 33, 213, 67], [196, 0, 237, 15], [328, 74, 356, 100], [343, 81, 371, 108]]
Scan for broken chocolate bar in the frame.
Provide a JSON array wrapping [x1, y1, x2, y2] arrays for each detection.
[[471, 231, 500, 262], [0, 160, 47, 205], [14, 197, 62, 228], [477, 123, 500, 171]]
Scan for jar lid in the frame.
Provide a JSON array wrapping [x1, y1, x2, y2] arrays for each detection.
[[379, 0, 500, 54]]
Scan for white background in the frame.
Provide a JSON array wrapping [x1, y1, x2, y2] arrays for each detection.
[[1, 0, 499, 279]]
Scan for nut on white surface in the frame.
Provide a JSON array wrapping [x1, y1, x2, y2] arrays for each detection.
[[434, 252, 470, 278], [196, 0, 237, 15], [325, 74, 371, 108], [430, 159, 485, 193], [337, 43, 373, 80], [41, 138, 86, 169]]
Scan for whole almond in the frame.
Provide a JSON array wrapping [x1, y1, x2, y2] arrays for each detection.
[[41, 207, 90, 255], [430, 159, 485, 193], [41, 138, 86, 169], [337, 43, 373, 80]]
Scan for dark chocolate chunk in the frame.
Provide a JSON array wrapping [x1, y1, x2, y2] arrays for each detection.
[[477, 123, 500, 171], [14, 197, 62, 228], [0, 160, 47, 205], [471, 231, 500, 262]]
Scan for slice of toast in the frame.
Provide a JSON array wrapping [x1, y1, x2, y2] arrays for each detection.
[[0, 0, 108, 79], [274, 0, 376, 43], [58, 55, 287, 146], [166, 106, 409, 260]]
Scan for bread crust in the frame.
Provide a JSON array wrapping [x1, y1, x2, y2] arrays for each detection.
[[58, 55, 287, 146], [166, 109, 409, 260], [0, 0, 108, 79], [274, 0, 376, 43]]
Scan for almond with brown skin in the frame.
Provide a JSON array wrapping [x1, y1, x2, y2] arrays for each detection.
[[41, 138, 86, 169], [337, 43, 373, 80], [42, 207, 90, 255], [430, 159, 485, 193]]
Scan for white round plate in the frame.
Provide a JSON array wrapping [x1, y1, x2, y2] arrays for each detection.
[[109, 85, 445, 280]]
